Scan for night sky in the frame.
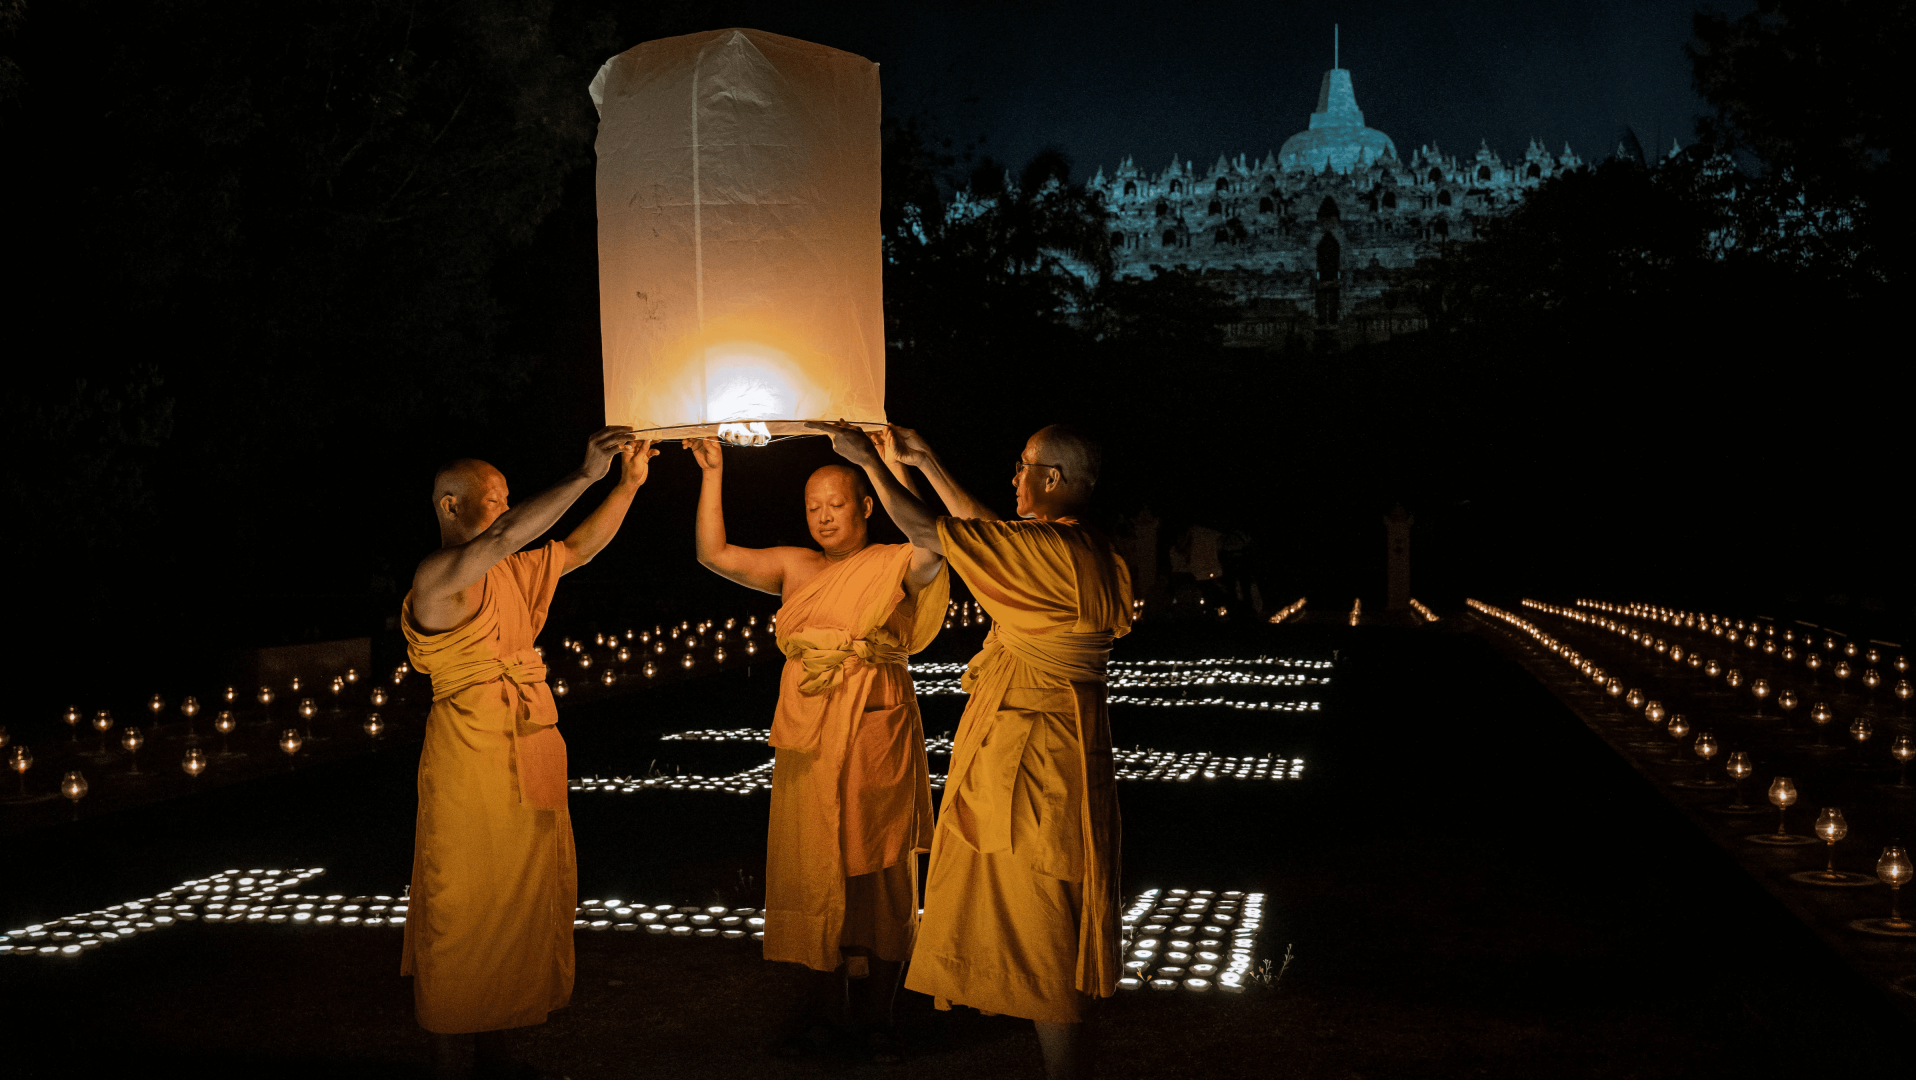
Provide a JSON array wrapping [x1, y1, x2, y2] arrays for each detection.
[[690, 0, 1733, 179]]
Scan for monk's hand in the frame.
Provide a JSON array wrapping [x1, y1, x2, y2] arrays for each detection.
[[804, 420, 881, 468], [886, 424, 932, 468], [617, 439, 659, 490], [583, 426, 638, 481], [682, 437, 724, 472]]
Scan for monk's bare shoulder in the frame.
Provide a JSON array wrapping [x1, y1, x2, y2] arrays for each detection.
[[775, 546, 840, 603]]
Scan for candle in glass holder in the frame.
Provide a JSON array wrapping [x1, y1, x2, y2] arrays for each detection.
[[63, 705, 82, 742], [643, 662, 658, 679], [1644, 701, 1666, 726], [1626, 688, 1645, 710], [120, 727, 144, 755], [8, 745, 30, 794], [1751, 679, 1771, 714], [258, 686, 276, 708], [147, 693, 165, 721], [1810, 703, 1835, 746], [714, 647, 728, 664], [280, 728, 304, 757], [60, 770, 87, 805], [1811, 807, 1849, 877], [298, 698, 317, 721], [181, 747, 207, 777], [1666, 713, 1690, 745], [290, 676, 302, 693], [554, 680, 570, 697], [1876, 845, 1914, 926], [330, 676, 345, 699], [345, 668, 359, 685], [600, 669, 616, 687], [1806, 652, 1823, 676], [1781, 645, 1795, 663], [215, 710, 237, 735], [180, 695, 200, 720], [1726, 750, 1753, 806], [1778, 688, 1799, 717], [1725, 668, 1743, 690], [1688, 652, 1703, 670], [1834, 660, 1852, 691], [363, 714, 384, 738], [370, 687, 388, 708], [1670, 645, 1685, 663], [1706, 659, 1722, 678], [1892, 735, 1915, 786], [1849, 716, 1872, 754], [1694, 732, 1719, 765]]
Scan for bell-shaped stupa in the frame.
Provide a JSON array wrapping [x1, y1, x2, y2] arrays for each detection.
[[1278, 32, 1397, 174]]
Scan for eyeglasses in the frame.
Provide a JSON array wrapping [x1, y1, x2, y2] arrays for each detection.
[[1014, 460, 1065, 481]]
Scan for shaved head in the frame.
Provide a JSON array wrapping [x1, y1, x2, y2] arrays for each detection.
[[433, 458, 504, 503], [432, 458, 510, 545], [806, 463, 873, 501], [1032, 425, 1101, 489], [803, 463, 873, 557]]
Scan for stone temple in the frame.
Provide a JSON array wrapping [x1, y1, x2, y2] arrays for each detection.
[[1086, 58, 1582, 347]]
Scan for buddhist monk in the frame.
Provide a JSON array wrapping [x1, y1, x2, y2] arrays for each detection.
[[403, 426, 656, 1078], [685, 433, 948, 1056], [811, 420, 1131, 1080]]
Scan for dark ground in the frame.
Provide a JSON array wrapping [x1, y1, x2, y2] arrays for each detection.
[[3, 620, 1909, 1078]]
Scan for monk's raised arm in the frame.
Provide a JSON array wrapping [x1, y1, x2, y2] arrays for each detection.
[[886, 425, 1000, 522], [808, 422, 946, 557], [561, 439, 659, 573], [413, 426, 634, 621], [687, 438, 796, 595]]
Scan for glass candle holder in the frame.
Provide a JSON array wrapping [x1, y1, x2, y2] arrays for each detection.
[[60, 770, 87, 805], [1767, 776, 1798, 837], [1813, 807, 1849, 876], [1892, 735, 1915, 787], [1876, 845, 1913, 926], [181, 747, 207, 778], [8, 744, 30, 797]]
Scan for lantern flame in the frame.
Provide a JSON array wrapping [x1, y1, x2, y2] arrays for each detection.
[[717, 422, 773, 447]]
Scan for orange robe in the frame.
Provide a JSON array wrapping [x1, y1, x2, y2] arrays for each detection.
[[905, 518, 1133, 1023], [763, 543, 949, 972], [400, 540, 576, 1034]]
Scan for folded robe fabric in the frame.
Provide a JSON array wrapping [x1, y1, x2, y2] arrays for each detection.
[[905, 518, 1134, 1023], [400, 540, 576, 1034], [763, 543, 948, 972]]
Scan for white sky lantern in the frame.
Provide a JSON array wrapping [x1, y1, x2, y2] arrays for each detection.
[[591, 29, 886, 445]]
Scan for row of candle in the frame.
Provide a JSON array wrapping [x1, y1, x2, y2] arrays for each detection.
[[573, 748, 1306, 794], [2, 868, 333, 956], [658, 727, 1309, 782], [1348, 599, 1362, 627], [1520, 598, 1915, 770], [1573, 599, 1909, 706], [1469, 599, 1915, 935], [18, 717, 391, 811], [1410, 599, 1439, 624], [4, 610, 779, 802]]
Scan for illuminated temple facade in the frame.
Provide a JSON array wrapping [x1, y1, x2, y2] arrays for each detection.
[[1086, 64, 1583, 347]]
